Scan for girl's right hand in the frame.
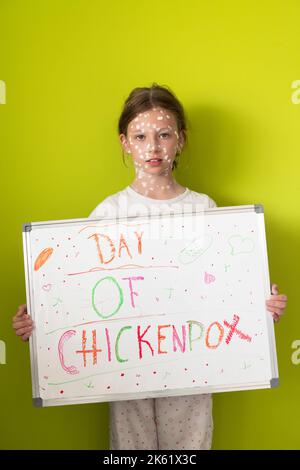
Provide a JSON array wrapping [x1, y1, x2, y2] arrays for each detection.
[[12, 304, 34, 341]]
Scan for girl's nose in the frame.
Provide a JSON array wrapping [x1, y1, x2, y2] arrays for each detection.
[[148, 136, 161, 150]]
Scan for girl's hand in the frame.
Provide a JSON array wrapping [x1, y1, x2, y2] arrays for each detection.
[[266, 284, 287, 323], [12, 304, 34, 341]]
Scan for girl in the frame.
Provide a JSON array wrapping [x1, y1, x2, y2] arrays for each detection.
[[13, 83, 287, 450]]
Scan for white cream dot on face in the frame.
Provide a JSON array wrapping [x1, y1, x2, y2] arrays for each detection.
[[157, 116, 163, 120]]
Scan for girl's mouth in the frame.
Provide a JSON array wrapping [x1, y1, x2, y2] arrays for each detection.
[[146, 158, 163, 166]]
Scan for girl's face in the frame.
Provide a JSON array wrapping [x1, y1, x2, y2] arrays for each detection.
[[120, 107, 184, 178]]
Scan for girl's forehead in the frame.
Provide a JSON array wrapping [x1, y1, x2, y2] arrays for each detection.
[[128, 107, 177, 130]]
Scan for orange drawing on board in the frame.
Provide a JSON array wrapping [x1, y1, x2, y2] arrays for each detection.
[[34, 247, 54, 271]]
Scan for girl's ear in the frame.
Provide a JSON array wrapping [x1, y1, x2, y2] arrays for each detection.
[[177, 130, 186, 153], [119, 133, 131, 154]]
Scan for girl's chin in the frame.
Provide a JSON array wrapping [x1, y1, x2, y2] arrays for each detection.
[[135, 163, 173, 175]]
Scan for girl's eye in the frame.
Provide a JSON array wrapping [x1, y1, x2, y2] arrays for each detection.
[[160, 133, 170, 138], [136, 134, 145, 141]]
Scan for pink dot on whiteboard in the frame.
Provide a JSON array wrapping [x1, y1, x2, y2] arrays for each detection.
[[136, 383, 139, 386], [192, 380, 195, 383], [164, 385, 167, 388], [184, 368, 188, 371], [153, 371, 157, 374], [121, 373, 125, 377], [107, 386, 111, 390], [206, 363, 208, 366], [60, 390, 64, 394]]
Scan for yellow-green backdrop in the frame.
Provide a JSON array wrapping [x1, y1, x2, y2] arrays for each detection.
[[0, 0, 299, 450]]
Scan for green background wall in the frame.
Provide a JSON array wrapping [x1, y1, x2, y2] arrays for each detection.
[[0, 0, 299, 449]]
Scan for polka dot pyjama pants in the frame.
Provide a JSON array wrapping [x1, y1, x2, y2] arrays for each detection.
[[109, 394, 213, 450]]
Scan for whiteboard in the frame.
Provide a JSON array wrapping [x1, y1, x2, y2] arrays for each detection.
[[22, 205, 278, 407]]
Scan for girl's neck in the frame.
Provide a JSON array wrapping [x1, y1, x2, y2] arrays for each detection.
[[130, 174, 186, 200]]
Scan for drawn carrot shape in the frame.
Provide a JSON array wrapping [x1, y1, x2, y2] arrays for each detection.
[[34, 247, 54, 271]]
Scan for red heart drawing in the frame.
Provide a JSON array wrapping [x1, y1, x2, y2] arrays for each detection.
[[204, 272, 215, 284], [42, 284, 52, 292]]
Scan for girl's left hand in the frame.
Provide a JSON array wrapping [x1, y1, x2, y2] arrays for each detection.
[[266, 283, 287, 323]]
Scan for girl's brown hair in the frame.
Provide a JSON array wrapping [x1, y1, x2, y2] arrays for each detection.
[[118, 83, 187, 170]]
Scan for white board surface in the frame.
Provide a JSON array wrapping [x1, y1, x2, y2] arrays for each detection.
[[22, 205, 278, 407]]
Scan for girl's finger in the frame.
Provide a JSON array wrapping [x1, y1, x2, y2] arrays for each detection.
[[22, 333, 31, 341], [267, 306, 285, 316], [13, 305, 28, 321], [12, 320, 32, 330], [271, 284, 279, 295], [269, 294, 287, 302], [266, 300, 287, 309], [15, 326, 33, 336]]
